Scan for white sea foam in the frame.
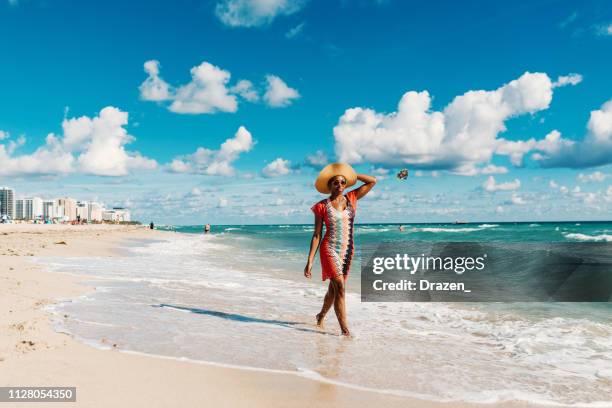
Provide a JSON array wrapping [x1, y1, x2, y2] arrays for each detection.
[[413, 227, 482, 233], [37, 233, 612, 406], [355, 227, 391, 233], [564, 233, 612, 242], [412, 224, 499, 233]]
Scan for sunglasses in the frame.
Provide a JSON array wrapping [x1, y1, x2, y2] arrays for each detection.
[[332, 179, 347, 186]]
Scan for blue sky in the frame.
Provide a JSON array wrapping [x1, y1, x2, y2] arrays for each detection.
[[1, 0, 611, 224]]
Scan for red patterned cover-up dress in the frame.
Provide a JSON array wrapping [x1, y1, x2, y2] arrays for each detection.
[[310, 189, 358, 281]]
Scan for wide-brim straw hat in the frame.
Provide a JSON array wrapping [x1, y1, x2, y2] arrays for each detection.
[[315, 163, 357, 194]]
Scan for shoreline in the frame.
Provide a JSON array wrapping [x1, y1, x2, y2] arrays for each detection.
[[1, 224, 545, 407]]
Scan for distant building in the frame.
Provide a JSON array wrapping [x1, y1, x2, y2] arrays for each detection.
[[76, 201, 89, 221], [15, 199, 25, 220], [42, 200, 59, 221], [57, 198, 77, 221], [26, 197, 43, 220], [0, 187, 15, 220], [1, 189, 134, 224], [88, 202, 103, 222], [55, 203, 65, 219], [102, 207, 131, 223], [14, 197, 43, 221]]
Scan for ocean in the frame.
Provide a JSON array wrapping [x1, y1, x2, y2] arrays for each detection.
[[39, 222, 612, 406]]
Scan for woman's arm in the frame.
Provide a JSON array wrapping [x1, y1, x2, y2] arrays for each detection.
[[353, 173, 377, 199], [304, 215, 323, 278]]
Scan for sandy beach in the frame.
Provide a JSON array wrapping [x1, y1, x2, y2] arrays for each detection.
[[0, 224, 543, 407]]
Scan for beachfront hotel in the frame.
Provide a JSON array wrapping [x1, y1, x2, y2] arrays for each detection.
[[0, 187, 15, 220], [0, 186, 130, 223]]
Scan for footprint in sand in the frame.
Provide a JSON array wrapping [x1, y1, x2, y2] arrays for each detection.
[[9, 322, 25, 332], [16, 340, 36, 353]]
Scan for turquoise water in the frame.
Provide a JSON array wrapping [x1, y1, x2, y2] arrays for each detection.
[[161, 221, 612, 244], [160, 222, 612, 279], [40, 221, 612, 406], [161, 221, 612, 315]]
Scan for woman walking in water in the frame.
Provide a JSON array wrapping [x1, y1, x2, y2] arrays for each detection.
[[304, 163, 377, 336]]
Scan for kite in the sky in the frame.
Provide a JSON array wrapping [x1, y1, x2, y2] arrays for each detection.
[[396, 168, 409, 180]]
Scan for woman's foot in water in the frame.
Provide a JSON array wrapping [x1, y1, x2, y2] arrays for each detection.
[[316, 312, 325, 327]]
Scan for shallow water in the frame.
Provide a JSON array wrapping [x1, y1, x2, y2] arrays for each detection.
[[39, 222, 612, 406]]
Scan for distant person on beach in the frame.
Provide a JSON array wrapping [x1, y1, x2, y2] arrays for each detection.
[[150, 222, 154, 230], [204, 224, 211, 234], [304, 163, 377, 336]]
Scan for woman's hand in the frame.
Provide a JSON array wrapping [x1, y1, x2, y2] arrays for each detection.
[[354, 173, 377, 199], [304, 262, 313, 279], [305, 214, 322, 279]]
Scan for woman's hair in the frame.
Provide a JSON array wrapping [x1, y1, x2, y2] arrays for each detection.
[[327, 175, 347, 188]]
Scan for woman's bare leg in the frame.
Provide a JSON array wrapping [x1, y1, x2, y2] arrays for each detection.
[[331, 275, 350, 336], [317, 281, 335, 327]]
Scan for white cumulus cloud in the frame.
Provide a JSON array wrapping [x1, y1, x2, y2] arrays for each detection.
[[75, 107, 157, 176], [0, 140, 74, 176], [482, 176, 521, 192], [0, 107, 156, 177], [305, 150, 328, 167], [230, 79, 259, 102], [262, 157, 292, 177], [169, 126, 255, 176], [509, 193, 527, 205], [532, 99, 612, 168], [139, 60, 171, 101], [170, 62, 238, 114], [495, 130, 575, 167], [552, 73, 583, 88], [264, 75, 300, 107], [452, 164, 508, 176], [334, 72, 557, 174], [139, 60, 237, 114], [140, 60, 298, 113], [215, 0, 306, 28]]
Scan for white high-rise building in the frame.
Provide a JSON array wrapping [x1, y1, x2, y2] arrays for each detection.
[[57, 198, 77, 221], [76, 201, 89, 221], [42, 200, 59, 220], [15, 198, 43, 220], [24, 197, 43, 220], [88, 202, 103, 222], [0, 187, 15, 220], [15, 197, 43, 221], [15, 199, 25, 220], [56, 203, 65, 219]]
